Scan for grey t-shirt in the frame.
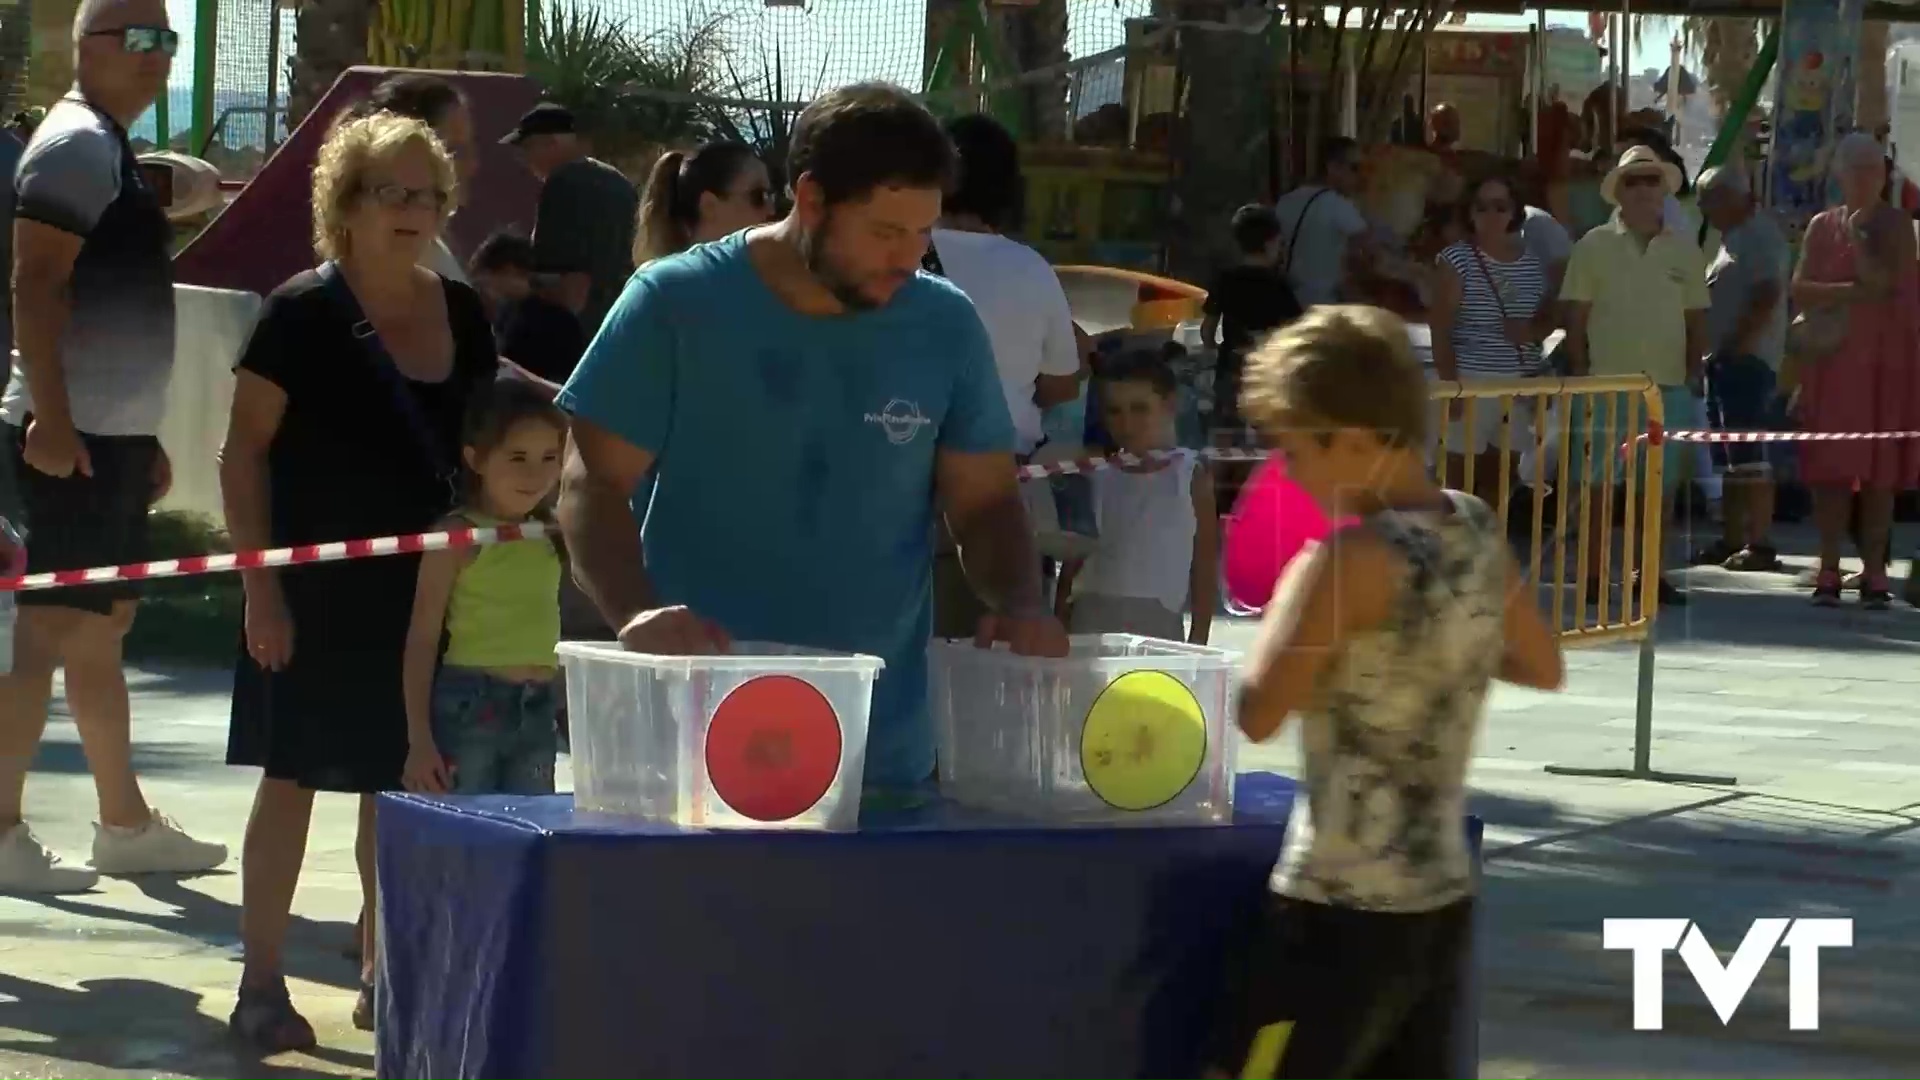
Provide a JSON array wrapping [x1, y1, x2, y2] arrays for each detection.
[[1, 100, 175, 436], [1520, 206, 1572, 269], [1274, 183, 1368, 308], [1705, 211, 1790, 369], [532, 156, 638, 335]]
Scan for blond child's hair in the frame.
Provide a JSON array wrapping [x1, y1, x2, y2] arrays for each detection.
[[1240, 304, 1429, 448]]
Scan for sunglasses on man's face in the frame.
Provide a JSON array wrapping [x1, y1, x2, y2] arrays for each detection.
[[1621, 173, 1664, 189], [87, 25, 179, 56]]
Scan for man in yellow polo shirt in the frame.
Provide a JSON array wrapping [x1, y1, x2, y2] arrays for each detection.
[[1562, 145, 1709, 609]]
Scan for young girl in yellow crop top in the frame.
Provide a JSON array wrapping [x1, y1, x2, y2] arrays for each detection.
[[401, 378, 567, 795]]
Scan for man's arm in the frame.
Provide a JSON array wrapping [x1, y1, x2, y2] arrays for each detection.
[[556, 419, 657, 628], [938, 450, 1046, 618], [13, 219, 79, 429], [552, 275, 676, 631], [1558, 242, 1596, 375], [12, 129, 120, 443], [1034, 265, 1083, 408]]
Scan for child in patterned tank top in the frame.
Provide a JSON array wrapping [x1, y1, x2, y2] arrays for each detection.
[[401, 378, 567, 797], [1204, 305, 1564, 1080]]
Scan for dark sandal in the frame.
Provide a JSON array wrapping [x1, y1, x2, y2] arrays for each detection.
[[1722, 545, 1782, 572], [352, 979, 376, 1031], [230, 981, 317, 1054]]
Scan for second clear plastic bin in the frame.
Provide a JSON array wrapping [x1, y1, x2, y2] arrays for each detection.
[[557, 641, 883, 831], [931, 634, 1237, 826]]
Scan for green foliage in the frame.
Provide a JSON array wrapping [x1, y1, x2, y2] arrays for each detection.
[[525, 3, 729, 157], [125, 512, 241, 667]]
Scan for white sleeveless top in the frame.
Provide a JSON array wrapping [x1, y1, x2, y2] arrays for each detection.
[[1074, 456, 1196, 613], [1272, 491, 1507, 913]]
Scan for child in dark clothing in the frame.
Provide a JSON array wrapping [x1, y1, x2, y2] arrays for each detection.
[[1199, 204, 1304, 432], [469, 230, 589, 385]]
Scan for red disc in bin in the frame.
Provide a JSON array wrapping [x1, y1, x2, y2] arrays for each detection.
[[704, 675, 843, 822]]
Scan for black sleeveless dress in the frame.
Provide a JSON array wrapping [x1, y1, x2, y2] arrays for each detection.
[[224, 270, 497, 792]]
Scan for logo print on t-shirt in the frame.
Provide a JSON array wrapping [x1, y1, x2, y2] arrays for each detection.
[[865, 398, 932, 445]]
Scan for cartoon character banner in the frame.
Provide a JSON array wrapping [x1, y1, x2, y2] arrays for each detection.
[[1768, 0, 1865, 238]]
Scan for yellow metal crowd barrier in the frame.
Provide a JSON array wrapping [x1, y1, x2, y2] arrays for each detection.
[[1425, 374, 1666, 649]]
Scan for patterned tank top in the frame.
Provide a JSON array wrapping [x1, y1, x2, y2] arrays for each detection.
[[1271, 491, 1507, 913]]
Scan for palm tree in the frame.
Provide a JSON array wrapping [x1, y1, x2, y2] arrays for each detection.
[[524, 4, 728, 174]]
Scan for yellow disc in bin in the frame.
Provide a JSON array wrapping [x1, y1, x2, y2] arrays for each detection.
[[1080, 670, 1208, 812]]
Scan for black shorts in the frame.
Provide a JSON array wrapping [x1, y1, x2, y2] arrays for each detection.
[[8, 423, 159, 615], [1206, 894, 1474, 1079]]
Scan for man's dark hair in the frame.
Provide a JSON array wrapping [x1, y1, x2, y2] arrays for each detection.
[[1103, 347, 1180, 400], [348, 73, 466, 128], [1320, 136, 1359, 173], [470, 229, 536, 275], [1230, 203, 1282, 254], [944, 113, 1023, 232], [787, 82, 956, 206]]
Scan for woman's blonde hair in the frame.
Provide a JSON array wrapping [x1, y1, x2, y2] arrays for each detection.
[[311, 112, 459, 261], [1241, 304, 1429, 447]]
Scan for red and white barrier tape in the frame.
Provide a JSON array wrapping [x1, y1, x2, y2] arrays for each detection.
[[13, 430, 1916, 592], [1015, 447, 1267, 479], [4, 452, 1257, 591], [0, 522, 549, 593]]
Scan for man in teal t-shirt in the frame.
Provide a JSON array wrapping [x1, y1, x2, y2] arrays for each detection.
[[555, 83, 1068, 794]]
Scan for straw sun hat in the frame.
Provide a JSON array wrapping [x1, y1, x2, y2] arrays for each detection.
[[1600, 144, 1682, 205]]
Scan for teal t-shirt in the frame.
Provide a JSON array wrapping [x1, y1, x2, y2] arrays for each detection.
[[556, 233, 1015, 789]]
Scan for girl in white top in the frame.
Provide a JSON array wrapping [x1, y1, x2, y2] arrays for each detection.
[[1056, 351, 1218, 643]]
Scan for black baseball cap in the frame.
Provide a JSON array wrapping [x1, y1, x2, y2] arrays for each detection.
[[500, 102, 576, 145]]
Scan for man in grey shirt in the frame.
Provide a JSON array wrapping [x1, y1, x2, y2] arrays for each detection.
[[502, 103, 638, 334], [1696, 164, 1790, 572], [0, 0, 225, 893]]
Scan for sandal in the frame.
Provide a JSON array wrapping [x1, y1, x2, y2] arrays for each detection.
[[230, 980, 317, 1054], [1863, 575, 1893, 611], [1812, 570, 1843, 608], [1691, 539, 1740, 566], [1722, 544, 1782, 572], [352, 978, 376, 1032]]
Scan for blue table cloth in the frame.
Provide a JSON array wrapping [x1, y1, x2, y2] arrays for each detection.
[[375, 771, 1482, 1078]]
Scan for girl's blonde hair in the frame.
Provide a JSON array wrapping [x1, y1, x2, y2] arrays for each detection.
[[1241, 304, 1430, 447], [311, 112, 459, 261]]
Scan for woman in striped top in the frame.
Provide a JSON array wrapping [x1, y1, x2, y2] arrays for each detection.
[[1428, 174, 1553, 504]]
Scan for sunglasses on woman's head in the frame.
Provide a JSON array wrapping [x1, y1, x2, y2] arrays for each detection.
[[87, 25, 179, 56]]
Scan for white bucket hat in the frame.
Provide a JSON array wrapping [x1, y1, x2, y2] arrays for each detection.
[[1600, 144, 1682, 205]]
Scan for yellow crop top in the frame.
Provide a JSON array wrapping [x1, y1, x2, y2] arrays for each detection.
[[442, 513, 563, 669]]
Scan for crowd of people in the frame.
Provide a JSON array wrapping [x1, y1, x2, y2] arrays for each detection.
[[1211, 104, 1920, 615]]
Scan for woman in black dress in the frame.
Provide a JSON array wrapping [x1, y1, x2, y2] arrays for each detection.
[[219, 110, 498, 1050]]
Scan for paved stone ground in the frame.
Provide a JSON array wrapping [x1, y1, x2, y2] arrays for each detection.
[[3, 524, 1920, 1077]]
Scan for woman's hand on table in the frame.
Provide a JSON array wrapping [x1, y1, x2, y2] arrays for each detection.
[[403, 738, 451, 794], [618, 605, 732, 655]]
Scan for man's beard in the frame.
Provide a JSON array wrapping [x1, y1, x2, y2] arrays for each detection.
[[800, 215, 879, 311]]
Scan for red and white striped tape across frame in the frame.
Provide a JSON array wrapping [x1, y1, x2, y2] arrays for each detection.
[[10, 430, 1920, 591]]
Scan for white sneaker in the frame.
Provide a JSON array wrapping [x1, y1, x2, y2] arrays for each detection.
[[89, 811, 228, 875], [0, 823, 100, 893]]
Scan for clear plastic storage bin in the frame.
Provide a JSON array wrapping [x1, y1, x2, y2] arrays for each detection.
[[557, 641, 883, 831], [932, 634, 1237, 826]]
